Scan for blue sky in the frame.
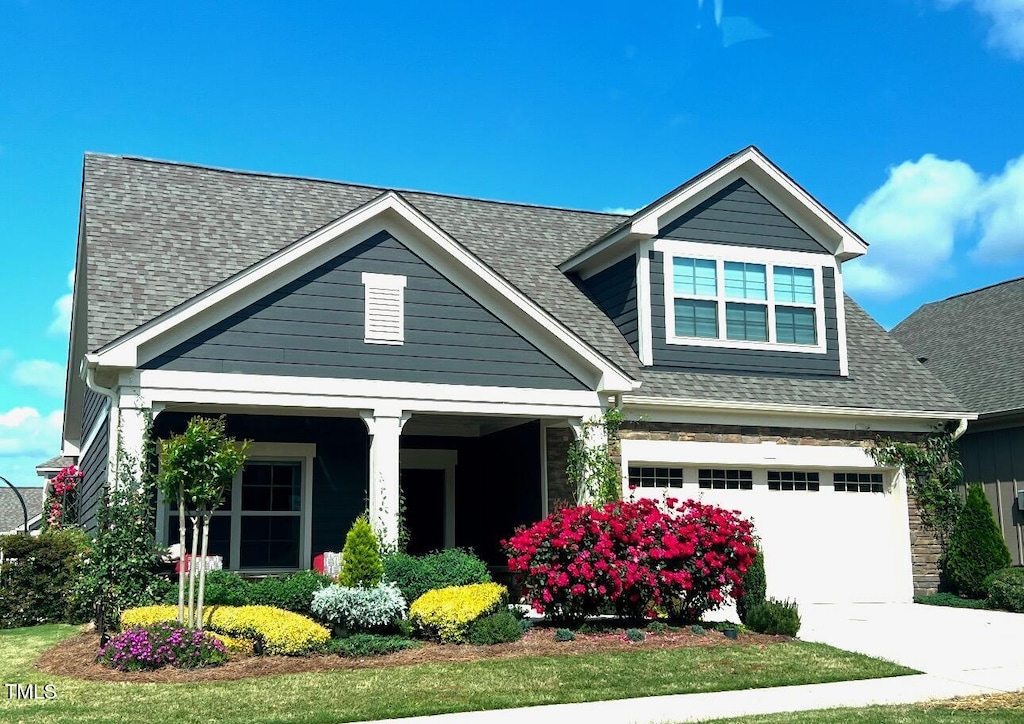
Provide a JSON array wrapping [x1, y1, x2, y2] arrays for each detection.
[[1, 0, 1023, 488]]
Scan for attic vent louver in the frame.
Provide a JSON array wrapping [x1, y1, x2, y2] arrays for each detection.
[[361, 272, 407, 345]]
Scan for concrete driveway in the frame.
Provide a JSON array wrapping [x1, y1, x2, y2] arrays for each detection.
[[800, 603, 1024, 691]]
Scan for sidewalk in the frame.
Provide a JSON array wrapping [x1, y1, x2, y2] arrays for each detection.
[[361, 669, 1023, 724]]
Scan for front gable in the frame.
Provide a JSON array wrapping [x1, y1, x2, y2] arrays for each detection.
[[143, 230, 588, 390]]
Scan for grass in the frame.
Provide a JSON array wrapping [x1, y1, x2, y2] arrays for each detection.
[[0, 625, 915, 724], [703, 692, 1024, 723], [914, 592, 991, 610]]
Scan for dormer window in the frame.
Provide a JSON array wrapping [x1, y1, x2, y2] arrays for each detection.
[[660, 241, 827, 354]]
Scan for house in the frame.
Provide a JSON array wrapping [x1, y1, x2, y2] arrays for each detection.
[[893, 277, 1024, 564], [58, 146, 969, 604], [0, 486, 44, 535]]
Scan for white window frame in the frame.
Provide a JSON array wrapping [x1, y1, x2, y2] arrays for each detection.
[[159, 442, 315, 574], [361, 272, 407, 345], [655, 240, 828, 355]]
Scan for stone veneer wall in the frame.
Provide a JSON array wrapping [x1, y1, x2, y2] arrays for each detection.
[[617, 421, 940, 593], [545, 427, 575, 512]]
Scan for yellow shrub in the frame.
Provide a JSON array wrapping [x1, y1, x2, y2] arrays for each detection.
[[408, 583, 507, 643], [209, 632, 255, 656], [118, 604, 330, 656]]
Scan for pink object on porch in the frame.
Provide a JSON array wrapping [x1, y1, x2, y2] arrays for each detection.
[[313, 552, 342, 578], [174, 554, 223, 574]]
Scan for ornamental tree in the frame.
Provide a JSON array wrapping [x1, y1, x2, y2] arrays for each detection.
[[944, 484, 1011, 598], [504, 497, 756, 622], [338, 515, 384, 588], [157, 416, 248, 628]]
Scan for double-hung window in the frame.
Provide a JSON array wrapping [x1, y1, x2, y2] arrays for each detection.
[[663, 244, 826, 353]]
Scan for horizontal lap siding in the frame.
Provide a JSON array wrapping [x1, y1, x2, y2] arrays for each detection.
[[144, 231, 586, 390], [82, 388, 106, 440], [77, 416, 109, 534], [581, 255, 639, 354], [960, 427, 1024, 565], [660, 179, 829, 254], [650, 251, 841, 376]]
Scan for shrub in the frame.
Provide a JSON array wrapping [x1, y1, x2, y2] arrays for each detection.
[[467, 608, 523, 645], [647, 621, 668, 634], [914, 592, 990, 610], [945, 485, 1012, 599], [120, 604, 330, 655], [736, 544, 766, 625], [985, 567, 1024, 613], [338, 515, 384, 588], [408, 582, 507, 643], [0, 528, 90, 628], [745, 598, 801, 636], [504, 497, 756, 622], [202, 570, 252, 607], [625, 628, 645, 642], [310, 582, 406, 632], [98, 624, 228, 671], [382, 548, 491, 604], [690, 624, 706, 635], [327, 633, 419, 657], [249, 570, 333, 613], [554, 628, 575, 642]]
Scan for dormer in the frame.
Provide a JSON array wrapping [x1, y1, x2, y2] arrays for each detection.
[[562, 147, 868, 378]]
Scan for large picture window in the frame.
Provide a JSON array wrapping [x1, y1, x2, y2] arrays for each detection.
[[663, 247, 826, 353], [164, 442, 314, 573]]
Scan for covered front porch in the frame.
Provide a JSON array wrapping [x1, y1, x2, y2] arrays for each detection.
[[149, 408, 587, 572]]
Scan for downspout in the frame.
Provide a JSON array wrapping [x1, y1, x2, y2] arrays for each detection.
[[950, 417, 969, 442], [82, 355, 120, 480]]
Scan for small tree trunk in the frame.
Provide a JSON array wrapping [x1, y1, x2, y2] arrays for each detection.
[[177, 489, 186, 625], [195, 510, 212, 630], [187, 512, 200, 627]]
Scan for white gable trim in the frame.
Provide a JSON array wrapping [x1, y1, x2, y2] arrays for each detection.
[[562, 147, 869, 276], [88, 192, 637, 394]]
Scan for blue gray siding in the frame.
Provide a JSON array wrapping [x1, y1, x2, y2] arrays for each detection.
[[649, 250, 841, 376], [660, 179, 829, 254], [143, 231, 586, 390], [960, 425, 1024, 566], [578, 255, 639, 354], [82, 389, 106, 440], [77, 416, 109, 533]]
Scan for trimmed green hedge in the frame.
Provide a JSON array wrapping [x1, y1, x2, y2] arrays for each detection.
[[0, 529, 90, 628]]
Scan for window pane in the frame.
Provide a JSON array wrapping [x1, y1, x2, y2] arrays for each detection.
[[239, 516, 300, 569], [242, 462, 301, 511], [726, 302, 768, 341], [724, 262, 766, 300], [776, 306, 817, 344], [673, 257, 717, 296], [773, 266, 815, 303], [169, 515, 232, 569], [674, 299, 718, 338]]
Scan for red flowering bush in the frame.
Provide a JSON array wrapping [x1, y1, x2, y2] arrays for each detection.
[[45, 464, 83, 530], [504, 497, 756, 622]]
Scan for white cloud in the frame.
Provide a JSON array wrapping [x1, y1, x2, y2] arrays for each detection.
[[845, 155, 981, 298], [846, 152, 1024, 298], [602, 207, 640, 215], [48, 269, 74, 337], [0, 407, 63, 489], [941, 0, 1024, 58], [11, 359, 66, 399]]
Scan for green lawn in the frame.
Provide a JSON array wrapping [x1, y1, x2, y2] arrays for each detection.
[[704, 695, 1024, 723], [0, 625, 916, 724]]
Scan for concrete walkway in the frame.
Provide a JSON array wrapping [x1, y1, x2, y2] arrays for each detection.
[[362, 604, 1024, 724]]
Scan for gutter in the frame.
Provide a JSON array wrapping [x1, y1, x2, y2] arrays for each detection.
[[621, 395, 978, 422]]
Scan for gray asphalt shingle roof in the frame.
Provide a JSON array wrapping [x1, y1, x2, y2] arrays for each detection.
[[81, 154, 966, 415], [0, 487, 44, 533], [891, 277, 1024, 415]]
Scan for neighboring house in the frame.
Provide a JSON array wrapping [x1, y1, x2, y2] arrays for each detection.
[[58, 146, 969, 604], [893, 277, 1024, 564], [0, 486, 44, 535]]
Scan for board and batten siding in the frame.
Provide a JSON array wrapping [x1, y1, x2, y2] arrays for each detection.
[[578, 255, 639, 354], [959, 426, 1024, 565], [649, 250, 842, 376], [76, 415, 109, 534], [660, 179, 829, 254], [143, 231, 587, 390]]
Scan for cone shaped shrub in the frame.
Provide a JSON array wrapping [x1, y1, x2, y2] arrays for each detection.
[[736, 544, 766, 625], [338, 515, 384, 588], [945, 485, 1011, 598]]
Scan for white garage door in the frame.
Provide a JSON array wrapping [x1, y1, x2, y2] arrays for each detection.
[[622, 440, 914, 605]]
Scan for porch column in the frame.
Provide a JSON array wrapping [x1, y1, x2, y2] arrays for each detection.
[[361, 410, 411, 548], [112, 389, 161, 490], [567, 414, 608, 505]]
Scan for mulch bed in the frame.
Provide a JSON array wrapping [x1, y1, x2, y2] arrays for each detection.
[[37, 625, 789, 684]]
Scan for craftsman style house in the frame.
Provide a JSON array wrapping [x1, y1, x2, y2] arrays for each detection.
[[59, 147, 968, 604]]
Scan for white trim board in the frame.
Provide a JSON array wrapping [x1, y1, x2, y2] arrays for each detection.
[[86, 192, 636, 394]]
